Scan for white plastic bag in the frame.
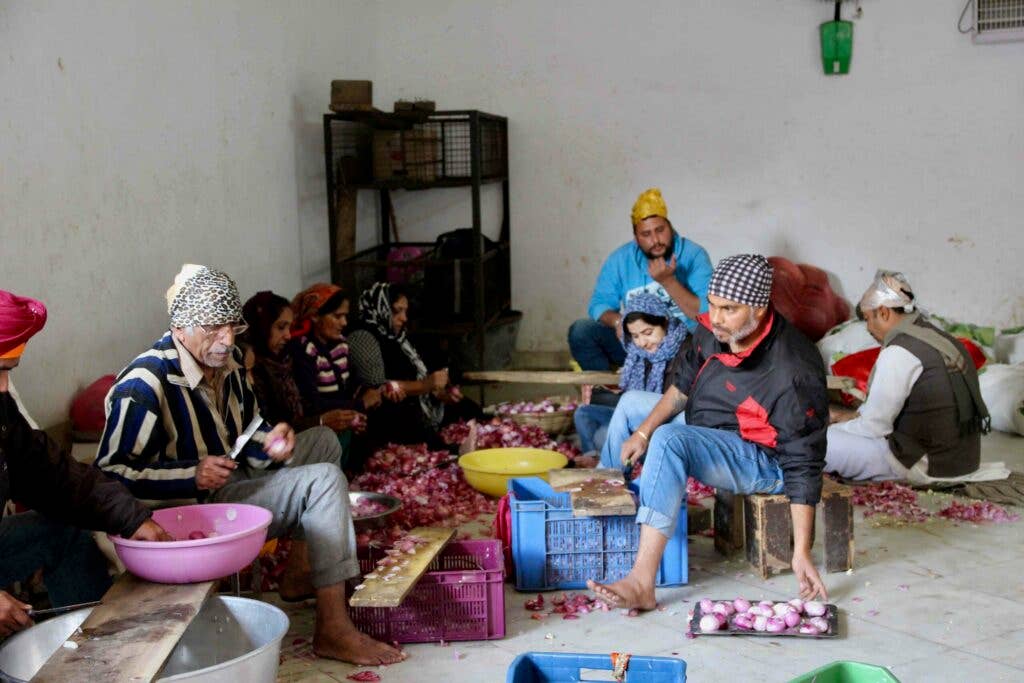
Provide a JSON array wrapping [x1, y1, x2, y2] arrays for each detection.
[[816, 320, 878, 370], [978, 363, 1024, 435]]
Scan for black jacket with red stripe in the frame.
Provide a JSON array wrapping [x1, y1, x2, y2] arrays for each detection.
[[672, 310, 828, 506]]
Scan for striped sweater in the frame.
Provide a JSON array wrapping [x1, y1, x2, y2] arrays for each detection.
[[290, 334, 351, 414], [95, 332, 273, 505]]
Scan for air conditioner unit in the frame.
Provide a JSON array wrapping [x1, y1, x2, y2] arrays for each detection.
[[973, 0, 1024, 43]]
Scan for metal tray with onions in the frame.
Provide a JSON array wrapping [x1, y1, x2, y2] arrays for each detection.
[[689, 599, 840, 638], [349, 491, 402, 527]]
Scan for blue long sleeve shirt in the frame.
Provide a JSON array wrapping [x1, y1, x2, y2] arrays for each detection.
[[587, 237, 713, 330]]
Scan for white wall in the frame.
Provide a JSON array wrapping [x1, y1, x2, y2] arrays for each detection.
[[363, 0, 1024, 350], [3, 0, 1022, 425], [0, 0, 375, 426]]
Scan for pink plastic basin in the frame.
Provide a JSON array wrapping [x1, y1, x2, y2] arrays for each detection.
[[109, 504, 272, 584]]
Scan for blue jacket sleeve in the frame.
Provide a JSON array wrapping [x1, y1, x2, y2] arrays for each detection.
[[587, 252, 623, 320]]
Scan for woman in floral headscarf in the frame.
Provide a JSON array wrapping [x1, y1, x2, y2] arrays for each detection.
[[347, 282, 477, 449]]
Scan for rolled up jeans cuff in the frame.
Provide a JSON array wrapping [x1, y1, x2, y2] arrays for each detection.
[[636, 505, 677, 539], [312, 557, 361, 589]]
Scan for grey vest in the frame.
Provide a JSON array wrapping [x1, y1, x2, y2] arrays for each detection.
[[884, 316, 987, 477]]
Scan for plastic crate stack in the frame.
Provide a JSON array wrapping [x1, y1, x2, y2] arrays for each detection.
[[509, 478, 688, 591], [349, 539, 505, 643]]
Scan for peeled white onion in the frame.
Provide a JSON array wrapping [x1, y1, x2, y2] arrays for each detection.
[[699, 614, 721, 632], [804, 601, 826, 617]]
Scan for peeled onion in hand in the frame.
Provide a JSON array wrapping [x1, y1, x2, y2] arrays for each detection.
[[268, 436, 287, 456]]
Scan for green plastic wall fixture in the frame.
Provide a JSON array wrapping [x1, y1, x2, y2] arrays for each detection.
[[820, 20, 854, 75], [788, 660, 901, 683]]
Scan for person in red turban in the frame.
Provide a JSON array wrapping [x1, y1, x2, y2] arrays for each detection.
[[0, 290, 171, 637]]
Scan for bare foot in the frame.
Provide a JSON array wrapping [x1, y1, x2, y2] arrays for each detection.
[[313, 629, 407, 665], [586, 576, 657, 611]]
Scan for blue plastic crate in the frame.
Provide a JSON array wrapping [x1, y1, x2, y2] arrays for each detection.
[[507, 652, 686, 682], [509, 477, 688, 591]]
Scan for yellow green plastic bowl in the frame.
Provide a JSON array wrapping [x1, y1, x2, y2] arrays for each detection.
[[458, 447, 569, 497]]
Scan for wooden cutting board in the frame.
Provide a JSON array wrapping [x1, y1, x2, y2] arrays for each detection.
[[349, 527, 455, 608], [30, 574, 216, 683], [548, 468, 637, 517]]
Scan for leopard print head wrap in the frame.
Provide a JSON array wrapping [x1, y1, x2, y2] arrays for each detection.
[[166, 264, 244, 328]]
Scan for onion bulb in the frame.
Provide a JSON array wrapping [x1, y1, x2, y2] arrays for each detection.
[[699, 614, 721, 632], [804, 601, 826, 617]]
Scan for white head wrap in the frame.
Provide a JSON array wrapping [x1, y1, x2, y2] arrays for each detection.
[[859, 270, 915, 313]]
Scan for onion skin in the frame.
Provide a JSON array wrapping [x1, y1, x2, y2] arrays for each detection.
[[699, 614, 721, 632]]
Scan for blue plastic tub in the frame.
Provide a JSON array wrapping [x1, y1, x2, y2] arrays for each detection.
[[507, 652, 686, 682], [509, 477, 688, 591]]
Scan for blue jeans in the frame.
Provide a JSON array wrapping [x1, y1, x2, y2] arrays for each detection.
[[568, 318, 626, 371], [638, 423, 784, 538], [0, 511, 112, 607], [599, 390, 687, 471], [574, 404, 615, 453]]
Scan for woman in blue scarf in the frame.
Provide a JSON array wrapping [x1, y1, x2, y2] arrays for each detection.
[[574, 293, 687, 456]]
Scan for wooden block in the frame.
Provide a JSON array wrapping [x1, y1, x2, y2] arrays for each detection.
[[687, 504, 712, 536], [31, 575, 216, 683], [713, 490, 745, 555], [548, 468, 635, 517], [334, 187, 357, 262], [744, 494, 792, 580], [821, 479, 854, 573], [548, 468, 623, 490], [462, 370, 620, 385], [331, 79, 372, 107], [349, 527, 455, 608]]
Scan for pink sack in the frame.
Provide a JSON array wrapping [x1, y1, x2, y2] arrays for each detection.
[[70, 374, 116, 440]]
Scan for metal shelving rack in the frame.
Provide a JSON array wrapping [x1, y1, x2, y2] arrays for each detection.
[[323, 109, 511, 373]]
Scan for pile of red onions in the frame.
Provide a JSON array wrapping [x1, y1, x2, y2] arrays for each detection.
[[440, 419, 583, 461], [494, 398, 578, 416], [351, 443, 497, 545], [850, 480, 1019, 526], [696, 598, 830, 636], [850, 481, 932, 525], [523, 592, 611, 620], [937, 499, 1019, 524]]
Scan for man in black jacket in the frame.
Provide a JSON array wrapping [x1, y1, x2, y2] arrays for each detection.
[[588, 255, 830, 609], [0, 290, 170, 638]]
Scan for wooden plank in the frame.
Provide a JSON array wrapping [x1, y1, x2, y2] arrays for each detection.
[[548, 468, 636, 517], [349, 527, 455, 608], [744, 494, 792, 580], [713, 490, 745, 555], [334, 187, 357, 263], [463, 370, 620, 385], [821, 479, 854, 573], [548, 467, 624, 490], [31, 575, 216, 683]]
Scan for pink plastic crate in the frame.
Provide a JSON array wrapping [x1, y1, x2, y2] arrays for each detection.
[[350, 539, 505, 643]]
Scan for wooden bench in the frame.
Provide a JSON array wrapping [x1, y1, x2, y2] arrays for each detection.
[[713, 478, 854, 579]]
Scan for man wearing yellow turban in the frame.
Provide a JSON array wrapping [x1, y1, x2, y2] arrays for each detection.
[[568, 188, 713, 376]]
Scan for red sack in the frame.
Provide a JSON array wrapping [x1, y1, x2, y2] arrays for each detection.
[[70, 374, 116, 440], [831, 337, 987, 399], [768, 257, 850, 342]]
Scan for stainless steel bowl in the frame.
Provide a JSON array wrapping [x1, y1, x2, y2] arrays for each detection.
[[0, 596, 288, 683], [349, 491, 402, 528]]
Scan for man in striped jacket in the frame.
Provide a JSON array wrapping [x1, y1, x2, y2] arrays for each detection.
[[96, 264, 405, 666]]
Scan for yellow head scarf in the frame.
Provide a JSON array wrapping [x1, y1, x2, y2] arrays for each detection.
[[631, 188, 668, 226]]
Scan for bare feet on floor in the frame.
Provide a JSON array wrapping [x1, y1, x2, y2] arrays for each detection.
[[586, 576, 657, 611], [313, 629, 407, 665]]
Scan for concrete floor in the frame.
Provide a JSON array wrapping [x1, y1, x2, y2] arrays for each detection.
[[273, 430, 1023, 682]]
